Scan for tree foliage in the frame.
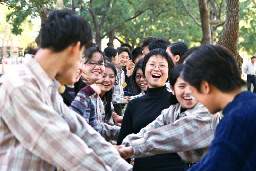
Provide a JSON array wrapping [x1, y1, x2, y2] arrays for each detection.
[[1, 0, 256, 58]]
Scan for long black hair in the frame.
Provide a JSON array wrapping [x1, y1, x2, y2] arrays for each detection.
[[101, 62, 117, 122], [131, 58, 144, 95]]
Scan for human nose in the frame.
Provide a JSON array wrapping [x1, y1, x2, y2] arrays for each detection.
[[152, 64, 161, 71], [185, 86, 192, 95]]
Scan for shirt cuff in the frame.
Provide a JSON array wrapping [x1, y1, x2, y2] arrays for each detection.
[[130, 138, 146, 158], [80, 85, 95, 96]]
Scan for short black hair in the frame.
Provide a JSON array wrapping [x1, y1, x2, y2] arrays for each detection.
[[182, 44, 246, 92], [251, 56, 256, 60], [117, 47, 131, 59], [169, 64, 184, 88], [178, 46, 199, 64], [131, 47, 143, 63], [40, 9, 92, 52], [141, 37, 156, 48], [142, 48, 174, 79], [131, 58, 144, 95], [148, 38, 170, 51], [168, 42, 188, 58], [24, 47, 38, 56], [104, 47, 117, 61], [85, 45, 105, 63], [121, 43, 132, 52]]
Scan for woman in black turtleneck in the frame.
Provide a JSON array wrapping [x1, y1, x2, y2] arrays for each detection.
[[117, 49, 185, 171]]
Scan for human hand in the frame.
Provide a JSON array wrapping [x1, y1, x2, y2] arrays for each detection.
[[114, 145, 134, 160], [112, 112, 123, 126], [123, 96, 131, 102], [126, 60, 135, 77], [90, 84, 101, 94]]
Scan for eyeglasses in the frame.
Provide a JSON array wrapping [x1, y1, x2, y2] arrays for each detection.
[[85, 61, 105, 67], [135, 75, 146, 79], [147, 63, 167, 70], [119, 55, 129, 60]]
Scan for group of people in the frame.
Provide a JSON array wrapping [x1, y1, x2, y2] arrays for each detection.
[[0, 8, 255, 171]]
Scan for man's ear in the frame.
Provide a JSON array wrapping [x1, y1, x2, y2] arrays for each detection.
[[200, 81, 211, 94], [175, 55, 180, 63], [70, 41, 81, 56]]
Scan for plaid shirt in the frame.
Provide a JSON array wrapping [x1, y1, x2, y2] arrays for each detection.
[[0, 57, 132, 171], [122, 103, 220, 163]]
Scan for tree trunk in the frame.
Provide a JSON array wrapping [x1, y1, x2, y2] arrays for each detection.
[[198, 0, 211, 44], [35, 9, 48, 46], [107, 30, 115, 47], [72, 0, 76, 11], [95, 31, 102, 49], [217, 0, 242, 71]]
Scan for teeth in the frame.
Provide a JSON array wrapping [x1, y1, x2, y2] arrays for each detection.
[[184, 97, 192, 100], [152, 74, 160, 76], [140, 84, 144, 86]]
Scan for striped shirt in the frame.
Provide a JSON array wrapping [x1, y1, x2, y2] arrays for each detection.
[[122, 103, 220, 163], [0, 56, 132, 171]]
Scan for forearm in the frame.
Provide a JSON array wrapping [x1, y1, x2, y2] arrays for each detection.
[[99, 123, 121, 141], [123, 114, 215, 158]]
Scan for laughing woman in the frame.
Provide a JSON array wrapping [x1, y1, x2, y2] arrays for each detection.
[[70, 47, 120, 141], [117, 49, 185, 171]]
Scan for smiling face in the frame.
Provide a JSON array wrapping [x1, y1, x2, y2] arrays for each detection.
[[145, 54, 169, 88], [98, 67, 116, 95], [135, 68, 148, 92], [82, 51, 105, 84], [173, 77, 197, 109], [118, 51, 129, 67]]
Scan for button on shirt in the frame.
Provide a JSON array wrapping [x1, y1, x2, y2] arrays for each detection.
[[0, 56, 132, 171]]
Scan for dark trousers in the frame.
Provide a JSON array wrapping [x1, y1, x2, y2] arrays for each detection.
[[247, 75, 256, 93]]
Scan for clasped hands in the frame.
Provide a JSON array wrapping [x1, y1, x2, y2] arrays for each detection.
[[114, 145, 134, 160]]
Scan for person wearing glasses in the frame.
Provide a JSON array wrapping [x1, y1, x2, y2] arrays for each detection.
[[70, 46, 121, 141], [117, 49, 185, 170]]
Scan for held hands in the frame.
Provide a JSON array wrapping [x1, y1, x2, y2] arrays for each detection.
[[112, 112, 123, 127], [114, 145, 134, 160]]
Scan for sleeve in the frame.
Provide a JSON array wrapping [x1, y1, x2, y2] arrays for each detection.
[[81, 85, 96, 96], [122, 106, 216, 158], [70, 90, 100, 131], [3, 86, 132, 171], [189, 143, 242, 171], [98, 123, 121, 141], [117, 102, 134, 145]]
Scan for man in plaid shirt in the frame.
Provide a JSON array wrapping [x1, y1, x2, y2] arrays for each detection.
[[0, 9, 131, 171]]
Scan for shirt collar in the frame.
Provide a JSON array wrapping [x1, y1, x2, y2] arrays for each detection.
[[24, 55, 60, 91]]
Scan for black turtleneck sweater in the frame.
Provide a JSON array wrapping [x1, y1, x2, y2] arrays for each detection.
[[117, 86, 184, 171]]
